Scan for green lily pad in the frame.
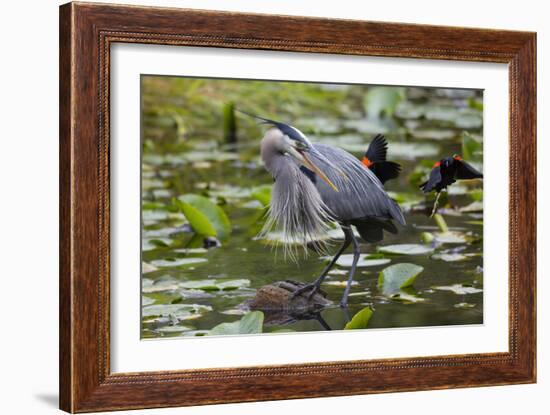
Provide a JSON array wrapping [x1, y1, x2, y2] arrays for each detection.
[[342, 118, 392, 135], [378, 263, 424, 295], [447, 185, 470, 195], [182, 151, 239, 162], [434, 232, 469, 244], [454, 302, 476, 309], [142, 237, 173, 251], [390, 291, 426, 303], [433, 284, 483, 294], [142, 279, 180, 293], [455, 113, 482, 129], [142, 262, 158, 274], [142, 178, 166, 190], [395, 101, 425, 119], [324, 280, 359, 287], [152, 189, 173, 199], [327, 269, 349, 276], [173, 248, 208, 254], [386, 191, 423, 206], [208, 184, 251, 200], [378, 244, 434, 255], [150, 257, 208, 268], [174, 194, 231, 240], [344, 307, 374, 329], [410, 129, 457, 141], [142, 209, 170, 224], [326, 254, 391, 267], [251, 184, 272, 207], [142, 296, 156, 306], [179, 279, 250, 291], [387, 142, 440, 160], [424, 106, 460, 122], [431, 253, 472, 262], [208, 311, 264, 336], [156, 325, 194, 333], [142, 303, 212, 319], [460, 201, 484, 213]]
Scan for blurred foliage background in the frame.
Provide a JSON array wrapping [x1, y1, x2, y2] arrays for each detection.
[[140, 76, 484, 338]]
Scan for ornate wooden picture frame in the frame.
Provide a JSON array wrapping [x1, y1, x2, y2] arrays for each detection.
[[59, 2, 536, 412]]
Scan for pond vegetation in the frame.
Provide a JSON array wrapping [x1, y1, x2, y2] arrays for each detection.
[[140, 76, 484, 338]]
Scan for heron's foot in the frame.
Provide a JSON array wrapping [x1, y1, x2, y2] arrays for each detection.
[[339, 299, 349, 308], [290, 283, 321, 300]]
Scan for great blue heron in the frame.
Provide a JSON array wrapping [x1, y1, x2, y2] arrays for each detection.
[[243, 112, 406, 307]]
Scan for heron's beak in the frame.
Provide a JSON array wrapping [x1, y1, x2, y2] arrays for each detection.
[[288, 147, 339, 192]]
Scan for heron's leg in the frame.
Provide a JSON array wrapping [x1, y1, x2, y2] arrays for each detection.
[[315, 313, 332, 331], [291, 229, 352, 299], [340, 306, 351, 324], [340, 227, 360, 307]]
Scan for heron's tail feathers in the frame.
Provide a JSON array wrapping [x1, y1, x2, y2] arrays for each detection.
[[368, 161, 402, 185]]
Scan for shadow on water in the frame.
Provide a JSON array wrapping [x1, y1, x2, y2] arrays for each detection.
[[245, 279, 354, 331]]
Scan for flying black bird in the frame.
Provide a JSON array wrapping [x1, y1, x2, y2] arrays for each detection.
[[420, 155, 483, 193], [240, 111, 405, 307], [420, 155, 483, 215], [361, 134, 401, 184]]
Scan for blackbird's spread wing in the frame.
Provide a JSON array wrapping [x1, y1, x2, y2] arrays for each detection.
[[364, 135, 401, 184], [454, 160, 483, 180], [365, 134, 389, 162], [420, 166, 442, 193]]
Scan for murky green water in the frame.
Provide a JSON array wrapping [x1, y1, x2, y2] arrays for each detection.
[[141, 77, 484, 339]]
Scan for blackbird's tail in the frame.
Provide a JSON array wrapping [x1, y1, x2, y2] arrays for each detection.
[[369, 162, 402, 185]]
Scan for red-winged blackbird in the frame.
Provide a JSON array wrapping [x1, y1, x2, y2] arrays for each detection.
[[361, 134, 402, 184], [420, 155, 483, 194]]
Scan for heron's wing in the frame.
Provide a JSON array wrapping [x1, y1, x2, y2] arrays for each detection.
[[420, 166, 442, 193], [310, 143, 405, 225], [454, 160, 483, 180]]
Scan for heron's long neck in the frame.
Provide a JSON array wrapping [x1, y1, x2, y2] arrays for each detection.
[[260, 153, 333, 257]]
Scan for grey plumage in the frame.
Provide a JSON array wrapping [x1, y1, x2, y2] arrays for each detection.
[[309, 143, 405, 225], [261, 155, 333, 258], [245, 112, 405, 306]]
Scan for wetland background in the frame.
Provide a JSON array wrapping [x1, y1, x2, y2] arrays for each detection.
[[140, 75, 484, 339]]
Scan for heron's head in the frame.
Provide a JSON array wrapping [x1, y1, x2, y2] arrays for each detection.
[[265, 125, 342, 192], [239, 111, 341, 192]]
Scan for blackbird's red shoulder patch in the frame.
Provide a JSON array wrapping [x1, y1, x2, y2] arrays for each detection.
[[362, 156, 374, 168]]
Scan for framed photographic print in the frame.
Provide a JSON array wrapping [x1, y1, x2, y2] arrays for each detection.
[[59, 2, 536, 412]]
